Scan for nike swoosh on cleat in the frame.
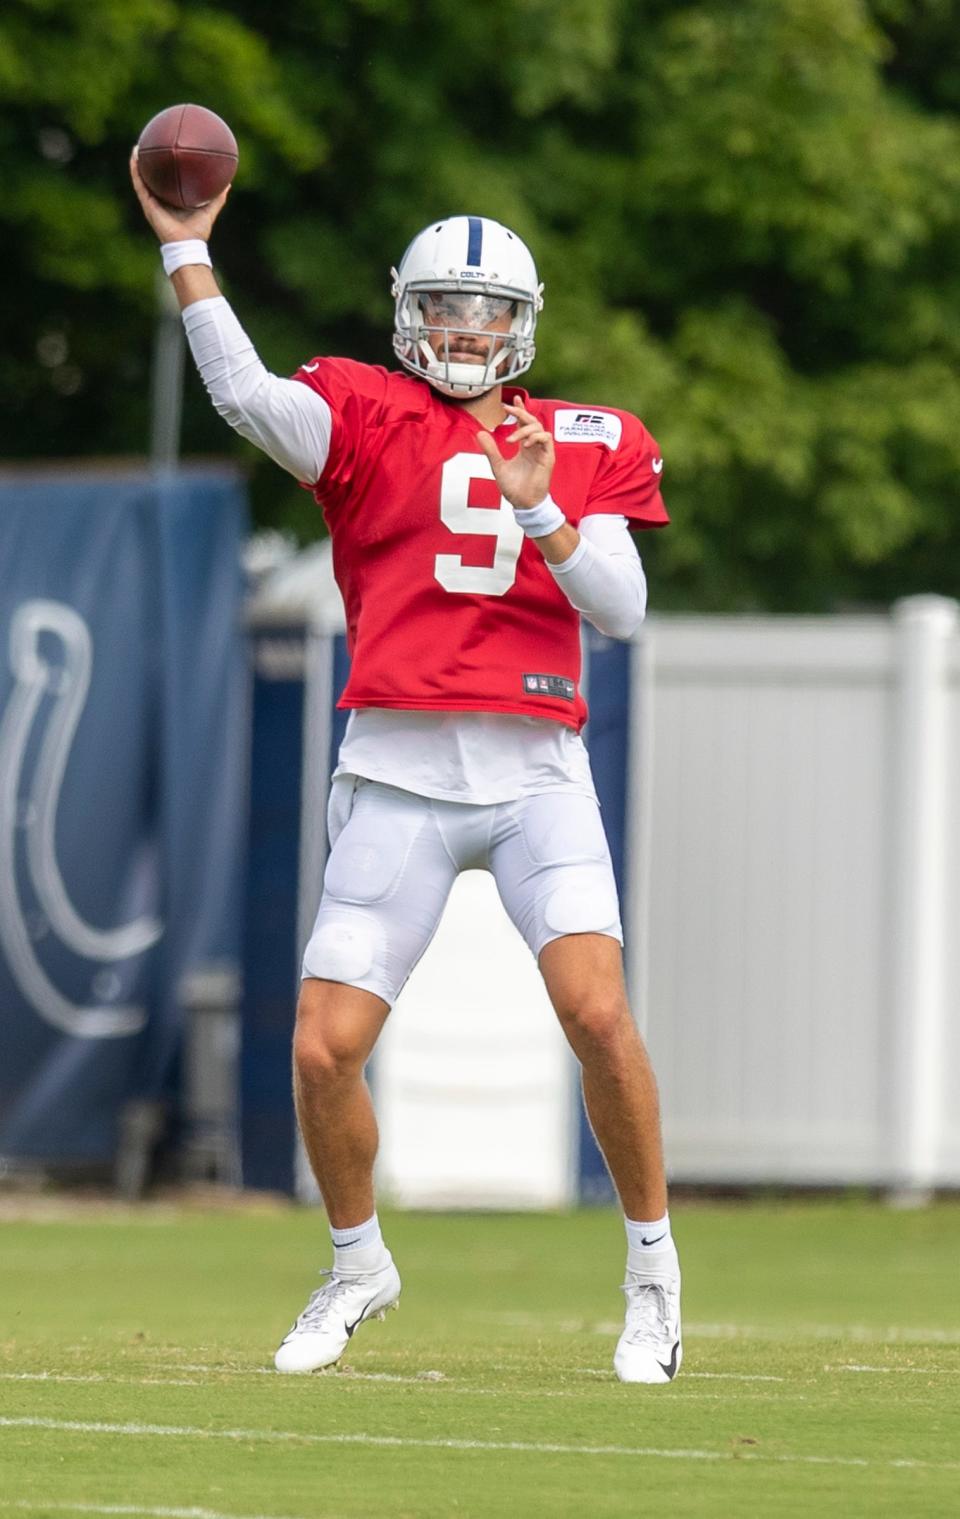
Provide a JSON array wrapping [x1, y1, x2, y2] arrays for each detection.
[[639, 1232, 667, 1246], [657, 1340, 680, 1379], [344, 1297, 379, 1338]]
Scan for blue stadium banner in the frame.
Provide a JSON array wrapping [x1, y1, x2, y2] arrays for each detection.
[[0, 467, 248, 1169], [240, 625, 308, 1195]]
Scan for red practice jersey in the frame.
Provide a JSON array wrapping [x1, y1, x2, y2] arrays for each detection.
[[294, 357, 668, 732]]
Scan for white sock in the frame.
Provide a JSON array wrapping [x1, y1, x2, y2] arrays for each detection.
[[624, 1212, 676, 1275], [330, 1212, 391, 1277]]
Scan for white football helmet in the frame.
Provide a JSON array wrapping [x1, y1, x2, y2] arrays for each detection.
[[391, 216, 544, 398]]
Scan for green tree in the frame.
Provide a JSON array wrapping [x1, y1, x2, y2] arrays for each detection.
[[3, 0, 960, 609]]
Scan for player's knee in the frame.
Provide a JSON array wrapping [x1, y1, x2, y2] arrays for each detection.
[[558, 987, 628, 1050], [293, 1008, 366, 1087]]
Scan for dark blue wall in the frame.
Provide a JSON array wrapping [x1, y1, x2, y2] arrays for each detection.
[[0, 468, 248, 1166]]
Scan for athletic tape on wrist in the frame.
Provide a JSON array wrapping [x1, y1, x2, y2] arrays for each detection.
[[161, 240, 213, 276], [513, 495, 566, 538]]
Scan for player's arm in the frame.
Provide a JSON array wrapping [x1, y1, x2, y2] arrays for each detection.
[[476, 403, 647, 640], [129, 149, 331, 484], [547, 514, 647, 639]]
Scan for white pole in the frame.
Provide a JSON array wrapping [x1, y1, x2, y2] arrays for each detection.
[[887, 595, 959, 1203], [149, 269, 184, 471], [293, 623, 333, 1205], [625, 623, 656, 1039]]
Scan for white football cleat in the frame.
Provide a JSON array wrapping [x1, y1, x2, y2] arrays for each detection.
[[614, 1258, 682, 1384], [274, 1261, 401, 1374]]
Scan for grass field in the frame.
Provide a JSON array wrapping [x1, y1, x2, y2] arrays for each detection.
[[1, 1196, 958, 1518]]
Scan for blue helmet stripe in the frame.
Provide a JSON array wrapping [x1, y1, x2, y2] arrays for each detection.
[[466, 216, 483, 266]]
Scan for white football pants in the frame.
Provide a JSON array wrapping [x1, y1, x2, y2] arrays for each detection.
[[301, 777, 623, 1006]]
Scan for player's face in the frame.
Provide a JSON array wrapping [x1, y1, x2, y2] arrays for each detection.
[[420, 292, 516, 365]]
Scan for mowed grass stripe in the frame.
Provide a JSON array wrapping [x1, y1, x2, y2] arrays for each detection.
[[3, 1415, 960, 1473]]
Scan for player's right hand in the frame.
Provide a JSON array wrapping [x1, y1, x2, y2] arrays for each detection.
[[129, 148, 230, 245]]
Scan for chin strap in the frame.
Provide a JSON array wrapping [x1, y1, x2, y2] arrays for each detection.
[[418, 342, 508, 398], [428, 375, 497, 398]]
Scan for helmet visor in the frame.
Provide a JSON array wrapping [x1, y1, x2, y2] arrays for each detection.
[[420, 291, 517, 330]]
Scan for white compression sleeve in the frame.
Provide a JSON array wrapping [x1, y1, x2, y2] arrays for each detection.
[[181, 296, 332, 483], [548, 515, 648, 640]]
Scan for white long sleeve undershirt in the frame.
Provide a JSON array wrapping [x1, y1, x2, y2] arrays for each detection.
[[181, 294, 647, 640], [182, 296, 333, 483], [546, 521, 647, 639]]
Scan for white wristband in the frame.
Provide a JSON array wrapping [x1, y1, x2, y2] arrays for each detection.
[[161, 240, 213, 277], [513, 494, 566, 538]]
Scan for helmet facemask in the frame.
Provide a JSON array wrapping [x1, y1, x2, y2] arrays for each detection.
[[394, 289, 530, 397]]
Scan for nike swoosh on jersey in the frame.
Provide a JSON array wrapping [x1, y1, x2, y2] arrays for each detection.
[[651, 457, 664, 473], [302, 361, 321, 373]]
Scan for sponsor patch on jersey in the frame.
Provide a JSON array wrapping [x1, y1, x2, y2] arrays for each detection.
[[553, 409, 623, 449], [523, 673, 576, 702]]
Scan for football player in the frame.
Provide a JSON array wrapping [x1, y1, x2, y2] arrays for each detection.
[[131, 153, 682, 1385]]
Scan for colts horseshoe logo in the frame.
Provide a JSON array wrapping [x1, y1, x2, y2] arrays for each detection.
[[0, 600, 163, 1038]]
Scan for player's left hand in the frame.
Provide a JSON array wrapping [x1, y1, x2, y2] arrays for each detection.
[[476, 401, 555, 511]]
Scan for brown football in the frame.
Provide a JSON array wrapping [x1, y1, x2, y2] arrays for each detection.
[[137, 104, 238, 209]]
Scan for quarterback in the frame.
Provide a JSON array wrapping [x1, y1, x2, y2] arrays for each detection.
[[132, 154, 682, 1384]]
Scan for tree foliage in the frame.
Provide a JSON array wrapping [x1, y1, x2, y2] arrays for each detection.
[[3, 0, 960, 609]]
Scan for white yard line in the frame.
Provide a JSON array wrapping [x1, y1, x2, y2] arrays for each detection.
[[2, 1369, 440, 1391], [0, 1374, 204, 1389], [0, 1504, 304, 1519], [167, 1364, 437, 1386], [825, 1364, 960, 1376], [680, 1321, 960, 1345], [686, 1372, 786, 1382], [576, 1369, 785, 1383], [0, 1416, 958, 1472], [6, 1362, 952, 1394], [483, 1312, 960, 1345], [0, 1370, 765, 1403], [170, 1365, 272, 1376]]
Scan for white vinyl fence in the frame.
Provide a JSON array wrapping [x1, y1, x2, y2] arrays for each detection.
[[629, 598, 960, 1192]]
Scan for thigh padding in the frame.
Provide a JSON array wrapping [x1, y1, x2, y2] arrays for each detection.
[[519, 793, 610, 867], [304, 915, 377, 983], [323, 790, 426, 905], [544, 870, 621, 936]]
